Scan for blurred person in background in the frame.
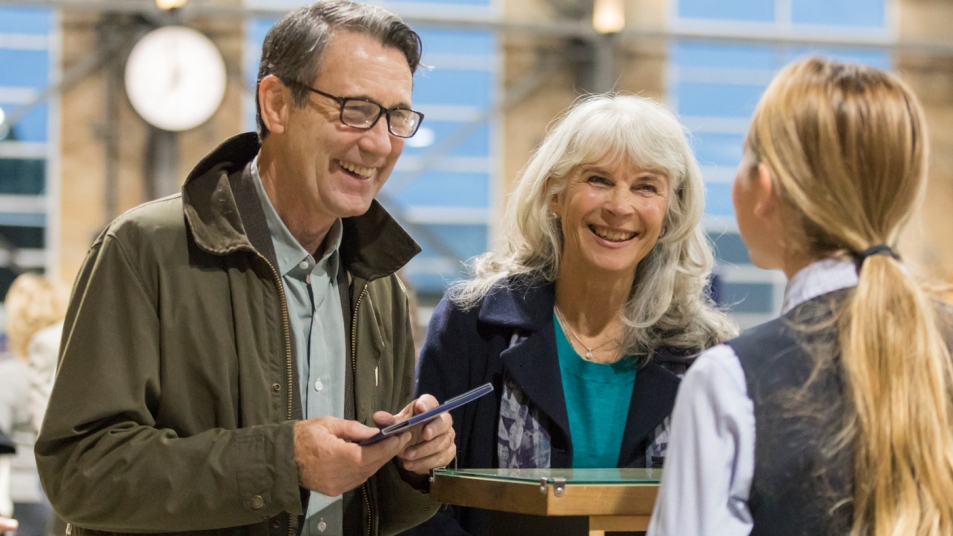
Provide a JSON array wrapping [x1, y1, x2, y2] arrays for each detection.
[[407, 94, 737, 536], [0, 429, 17, 534], [648, 58, 953, 536], [34, 2, 455, 535], [0, 273, 68, 536]]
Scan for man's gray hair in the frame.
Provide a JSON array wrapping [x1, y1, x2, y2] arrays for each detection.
[[451, 93, 738, 358], [255, 0, 422, 139]]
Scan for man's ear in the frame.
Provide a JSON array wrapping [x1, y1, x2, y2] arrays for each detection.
[[258, 75, 290, 135], [753, 162, 778, 218]]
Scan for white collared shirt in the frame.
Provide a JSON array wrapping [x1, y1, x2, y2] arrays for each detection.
[[647, 259, 858, 536]]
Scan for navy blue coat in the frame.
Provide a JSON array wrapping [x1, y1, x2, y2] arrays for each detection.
[[404, 280, 690, 536]]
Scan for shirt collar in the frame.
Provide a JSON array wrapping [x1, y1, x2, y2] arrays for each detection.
[[250, 154, 342, 278], [781, 258, 858, 314]]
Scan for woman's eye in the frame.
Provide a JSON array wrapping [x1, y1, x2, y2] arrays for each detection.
[[587, 175, 611, 186], [635, 183, 659, 194]]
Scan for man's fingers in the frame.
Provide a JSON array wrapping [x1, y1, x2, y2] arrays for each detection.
[[403, 437, 456, 474], [403, 426, 453, 462], [414, 394, 438, 414], [419, 413, 452, 442], [373, 410, 397, 428], [323, 417, 380, 441], [359, 431, 412, 465]]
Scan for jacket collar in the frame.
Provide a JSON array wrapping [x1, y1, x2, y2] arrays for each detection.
[[477, 277, 681, 467], [181, 133, 421, 282]]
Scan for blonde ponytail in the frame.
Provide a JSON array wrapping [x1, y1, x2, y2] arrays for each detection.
[[844, 255, 953, 536], [749, 58, 953, 536]]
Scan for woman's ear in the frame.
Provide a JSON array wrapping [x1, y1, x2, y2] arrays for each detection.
[[753, 163, 778, 218], [547, 177, 563, 218], [258, 75, 290, 135]]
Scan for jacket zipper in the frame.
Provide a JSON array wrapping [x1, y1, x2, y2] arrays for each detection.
[[258, 253, 295, 536], [351, 284, 372, 536]]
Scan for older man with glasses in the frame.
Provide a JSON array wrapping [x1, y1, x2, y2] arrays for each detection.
[[35, 2, 454, 536]]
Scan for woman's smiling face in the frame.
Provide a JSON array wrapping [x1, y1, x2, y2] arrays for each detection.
[[552, 154, 670, 279]]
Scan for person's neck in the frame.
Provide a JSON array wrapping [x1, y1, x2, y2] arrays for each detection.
[[553, 259, 634, 338], [781, 249, 819, 280], [257, 146, 335, 257]]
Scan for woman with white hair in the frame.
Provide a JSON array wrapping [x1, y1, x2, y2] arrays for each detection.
[[406, 94, 736, 536]]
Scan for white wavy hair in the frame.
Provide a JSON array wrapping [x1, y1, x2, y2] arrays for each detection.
[[451, 93, 737, 356]]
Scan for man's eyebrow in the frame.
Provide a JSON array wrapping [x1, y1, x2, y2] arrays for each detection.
[[348, 93, 412, 110]]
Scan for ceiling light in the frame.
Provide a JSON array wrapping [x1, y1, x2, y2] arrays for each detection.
[[156, 0, 187, 10], [593, 0, 625, 34]]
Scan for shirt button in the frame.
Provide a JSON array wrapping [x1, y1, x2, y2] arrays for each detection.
[[251, 495, 264, 509], [317, 519, 327, 532], [314, 379, 323, 392], [299, 260, 310, 271]]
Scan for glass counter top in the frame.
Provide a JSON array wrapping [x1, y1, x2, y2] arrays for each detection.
[[433, 467, 661, 485]]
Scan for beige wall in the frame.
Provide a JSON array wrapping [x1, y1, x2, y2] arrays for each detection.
[[897, 0, 953, 293], [57, 7, 244, 283]]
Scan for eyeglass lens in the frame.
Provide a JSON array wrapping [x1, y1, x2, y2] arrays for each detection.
[[341, 101, 421, 138]]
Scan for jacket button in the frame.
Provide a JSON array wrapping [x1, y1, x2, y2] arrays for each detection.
[[272, 519, 281, 529], [272, 383, 281, 392], [251, 495, 264, 509]]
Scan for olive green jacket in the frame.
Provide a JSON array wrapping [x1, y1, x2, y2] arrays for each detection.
[[35, 133, 437, 535]]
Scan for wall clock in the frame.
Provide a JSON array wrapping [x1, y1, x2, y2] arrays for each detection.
[[125, 26, 227, 132]]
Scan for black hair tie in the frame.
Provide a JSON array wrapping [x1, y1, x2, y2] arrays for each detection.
[[852, 244, 900, 272]]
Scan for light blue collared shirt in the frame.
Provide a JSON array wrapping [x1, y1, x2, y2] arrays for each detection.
[[251, 156, 347, 536], [647, 259, 859, 536]]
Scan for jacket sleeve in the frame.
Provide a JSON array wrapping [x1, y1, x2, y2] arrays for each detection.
[[376, 279, 440, 536], [34, 234, 303, 532]]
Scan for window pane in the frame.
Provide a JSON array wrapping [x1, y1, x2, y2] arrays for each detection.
[[672, 42, 776, 70], [0, 7, 52, 34], [0, 225, 44, 249], [385, 172, 489, 208], [722, 282, 775, 313], [0, 159, 45, 195], [678, 0, 774, 22], [792, 0, 886, 27], [710, 231, 752, 265], [692, 133, 744, 167], [676, 83, 766, 117]]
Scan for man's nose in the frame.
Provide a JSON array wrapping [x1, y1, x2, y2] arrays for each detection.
[[358, 117, 394, 156]]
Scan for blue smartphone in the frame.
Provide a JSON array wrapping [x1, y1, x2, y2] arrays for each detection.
[[358, 383, 494, 446]]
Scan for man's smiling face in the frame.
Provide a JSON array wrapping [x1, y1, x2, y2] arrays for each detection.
[[282, 30, 413, 221]]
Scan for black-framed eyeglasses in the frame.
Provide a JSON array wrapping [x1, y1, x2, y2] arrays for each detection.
[[286, 80, 424, 138]]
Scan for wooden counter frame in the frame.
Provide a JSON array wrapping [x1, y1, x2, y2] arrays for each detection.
[[430, 471, 658, 535]]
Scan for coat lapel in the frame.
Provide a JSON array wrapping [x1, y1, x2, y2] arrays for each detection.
[[617, 362, 680, 467], [479, 282, 573, 454]]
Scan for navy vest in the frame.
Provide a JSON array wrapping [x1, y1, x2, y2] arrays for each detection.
[[730, 289, 953, 536], [729, 289, 856, 536]]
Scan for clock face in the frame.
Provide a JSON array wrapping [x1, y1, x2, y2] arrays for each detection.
[[125, 26, 227, 132]]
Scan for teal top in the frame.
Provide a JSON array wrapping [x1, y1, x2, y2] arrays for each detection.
[[554, 313, 637, 469]]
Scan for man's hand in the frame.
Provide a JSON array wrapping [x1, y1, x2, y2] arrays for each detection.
[[294, 416, 412, 497], [374, 394, 456, 475]]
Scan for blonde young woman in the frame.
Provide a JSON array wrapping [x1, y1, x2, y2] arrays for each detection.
[[0, 274, 68, 536], [406, 94, 736, 536], [648, 58, 953, 536]]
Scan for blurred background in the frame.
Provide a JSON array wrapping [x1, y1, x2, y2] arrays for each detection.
[[0, 0, 952, 340]]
